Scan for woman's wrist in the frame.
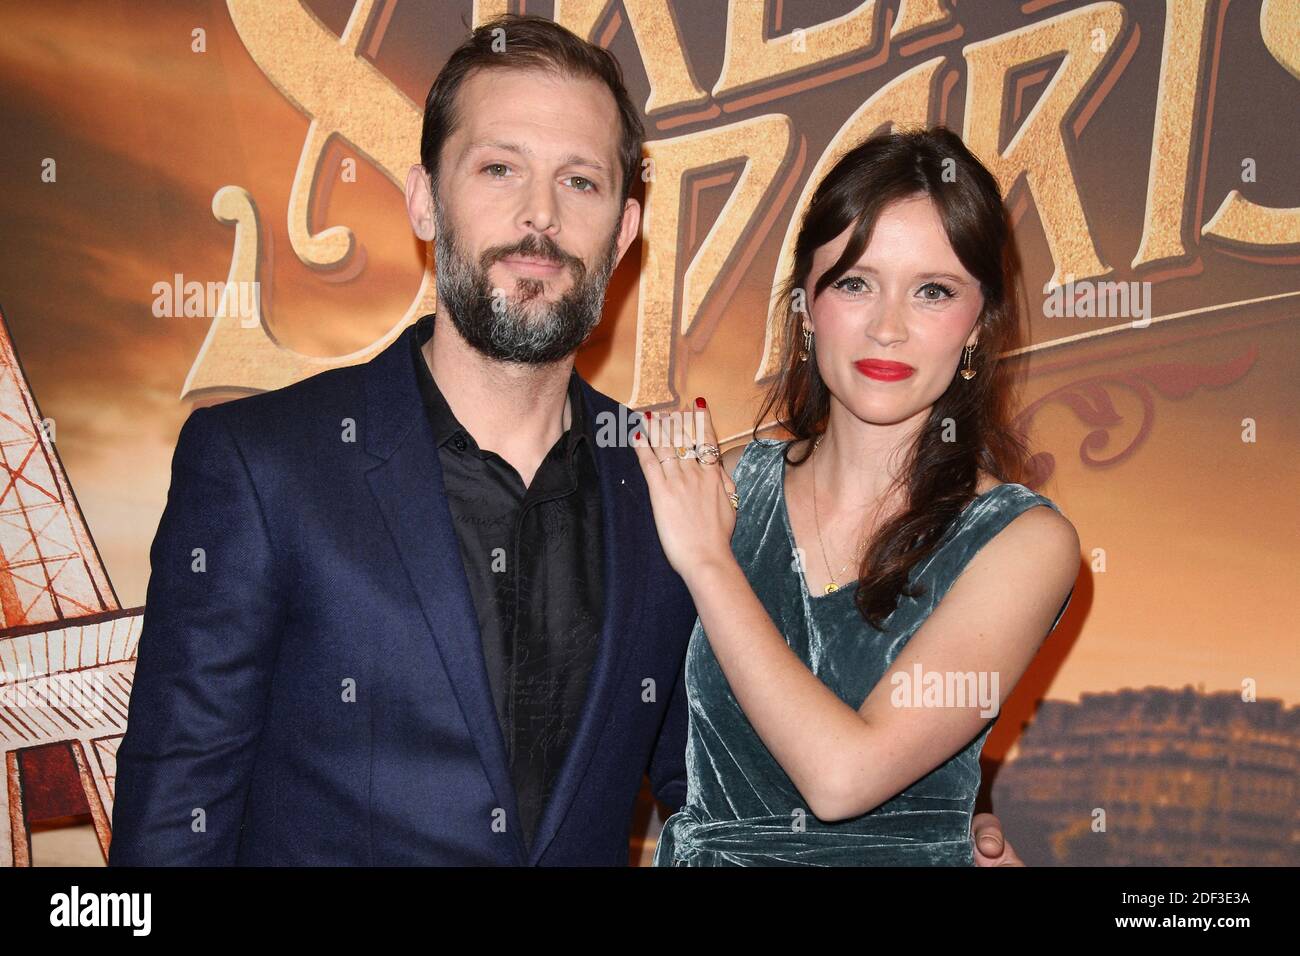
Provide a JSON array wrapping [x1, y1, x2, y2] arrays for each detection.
[[678, 549, 742, 592]]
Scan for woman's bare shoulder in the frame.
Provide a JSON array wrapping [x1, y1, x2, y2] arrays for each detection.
[[991, 494, 1080, 586], [971, 471, 1079, 567]]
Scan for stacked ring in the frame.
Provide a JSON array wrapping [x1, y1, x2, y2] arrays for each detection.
[[695, 442, 720, 465]]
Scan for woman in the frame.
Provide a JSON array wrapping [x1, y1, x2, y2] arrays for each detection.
[[636, 126, 1079, 866]]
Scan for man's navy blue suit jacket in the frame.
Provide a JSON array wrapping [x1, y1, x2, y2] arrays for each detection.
[[108, 320, 696, 865]]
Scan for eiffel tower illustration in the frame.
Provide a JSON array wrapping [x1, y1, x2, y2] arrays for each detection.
[[0, 305, 141, 866]]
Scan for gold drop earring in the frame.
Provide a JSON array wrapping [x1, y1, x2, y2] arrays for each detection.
[[799, 327, 813, 362], [960, 343, 977, 380]]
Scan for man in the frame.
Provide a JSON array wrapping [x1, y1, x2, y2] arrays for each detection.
[[108, 14, 1020, 866]]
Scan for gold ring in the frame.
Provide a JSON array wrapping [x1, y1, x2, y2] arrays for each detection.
[[727, 492, 740, 510]]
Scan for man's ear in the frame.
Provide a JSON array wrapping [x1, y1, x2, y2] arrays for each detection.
[[405, 164, 436, 242], [612, 197, 641, 269]]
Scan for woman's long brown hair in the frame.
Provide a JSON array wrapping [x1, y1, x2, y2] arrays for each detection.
[[754, 125, 1034, 631]]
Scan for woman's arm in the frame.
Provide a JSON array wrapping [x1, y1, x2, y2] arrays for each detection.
[[633, 404, 1079, 822], [686, 505, 1077, 820]]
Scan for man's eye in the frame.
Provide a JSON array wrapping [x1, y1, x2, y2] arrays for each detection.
[[831, 276, 867, 294], [482, 163, 510, 177], [566, 176, 595, 192]]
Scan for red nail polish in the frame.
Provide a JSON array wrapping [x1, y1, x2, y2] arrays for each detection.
[[633, 430, 641, 441], [695, 396, 706, 408], [644, 410, 652, 420]]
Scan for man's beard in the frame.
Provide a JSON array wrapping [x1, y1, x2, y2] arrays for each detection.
[[433, 201, 621, 365]]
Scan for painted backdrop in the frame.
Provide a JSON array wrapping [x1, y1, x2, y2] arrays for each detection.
[[0, 0, 1296, 866]]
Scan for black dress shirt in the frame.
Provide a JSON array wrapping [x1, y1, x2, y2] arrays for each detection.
[[409, 312, 604, 852]]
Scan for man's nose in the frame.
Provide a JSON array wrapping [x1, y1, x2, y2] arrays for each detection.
[[518, 177, 559, 236]]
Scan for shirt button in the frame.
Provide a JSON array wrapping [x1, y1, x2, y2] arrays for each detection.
[[453, 435, 467, 452]]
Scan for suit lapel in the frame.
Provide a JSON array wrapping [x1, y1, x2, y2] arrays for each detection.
[[361, 323, 526, 862]]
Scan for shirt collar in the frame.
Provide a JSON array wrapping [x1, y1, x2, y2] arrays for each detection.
[[410, 312, 593, 464]]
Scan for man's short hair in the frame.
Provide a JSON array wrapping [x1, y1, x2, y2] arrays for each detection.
[[420, 13, 645, 204]]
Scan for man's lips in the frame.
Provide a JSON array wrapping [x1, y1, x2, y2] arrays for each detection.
[[853, 359, 915, 380], [498, 255, 567, 277]]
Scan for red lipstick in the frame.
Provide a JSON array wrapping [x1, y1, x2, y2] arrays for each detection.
[[854, 359, 915, 381]]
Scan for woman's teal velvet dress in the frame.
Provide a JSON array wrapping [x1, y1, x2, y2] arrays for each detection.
[[652, 438, 1073, 866]]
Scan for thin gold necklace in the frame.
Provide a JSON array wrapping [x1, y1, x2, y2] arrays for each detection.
[[809, 435, 868, 594]]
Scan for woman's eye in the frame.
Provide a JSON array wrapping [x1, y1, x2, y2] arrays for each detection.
[[831, 276, 868, 294], [919, 282, 957, 300]]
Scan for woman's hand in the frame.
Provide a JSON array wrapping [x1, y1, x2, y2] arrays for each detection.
[[631, 398, 739, 583]]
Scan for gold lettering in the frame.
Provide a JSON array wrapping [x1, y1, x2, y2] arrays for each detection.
[[962, 3, 1126, 286], [554, 0, 708, 113], [1132, 0, 1214, 266], [892, 0, 955, 39], [713, 0, 879, 98], [185, 0, 436, 398], [1202, 0, 1300, 247], [473, 0, 510, 22], [633, 115, 796, 406]]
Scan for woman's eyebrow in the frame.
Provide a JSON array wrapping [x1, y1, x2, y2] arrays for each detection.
[[841, 263, 971, 284]]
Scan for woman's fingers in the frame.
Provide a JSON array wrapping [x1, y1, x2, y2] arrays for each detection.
[[642, 401, 731, 491], [692, 397, 716, 449], [646, 407, 689, 475], [640, 411, 676, 466], [691, 398, 730, 494], [630, 421, 664, 481]]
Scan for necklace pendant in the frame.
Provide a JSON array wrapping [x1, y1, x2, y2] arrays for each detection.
[[824, 581, 839, 594]]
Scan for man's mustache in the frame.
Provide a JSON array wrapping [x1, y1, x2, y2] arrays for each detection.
[[480, 234, 586, 279]]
